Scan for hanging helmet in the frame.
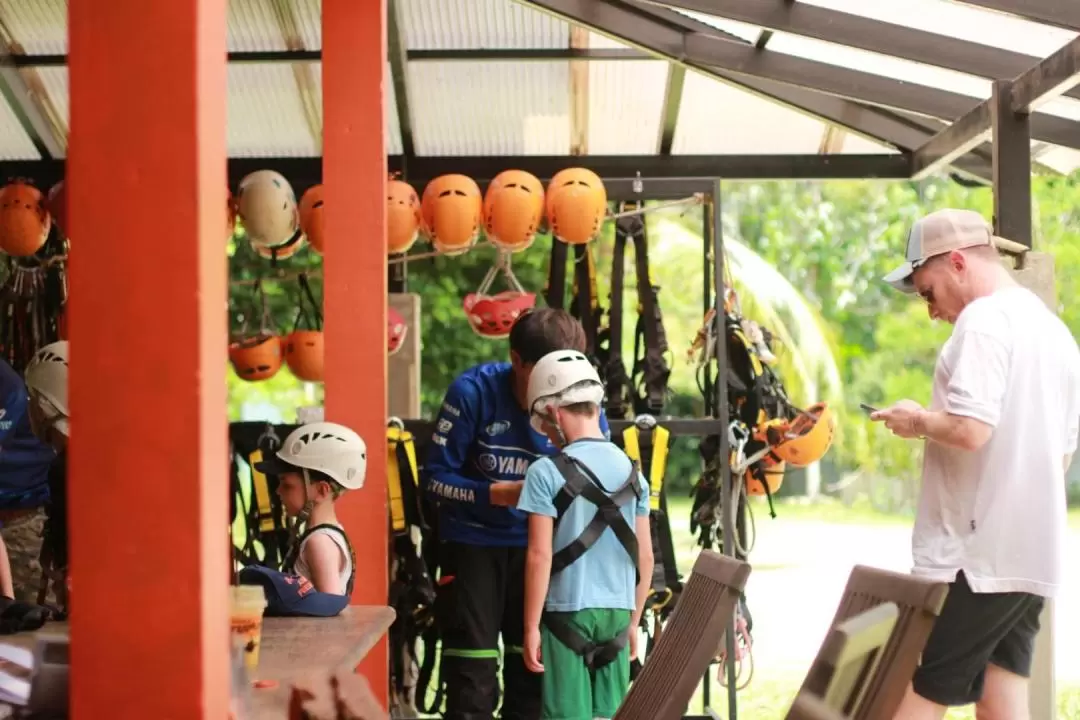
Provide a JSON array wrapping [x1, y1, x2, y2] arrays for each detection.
[[258, 422, 368, 490], [526, 349, 604, 433], [0, 180, 51, 257], [545, 168, 607, 246], [24, 341, 69, 438], [387, 179, 422, 255], [229, 334, 283, 382], [299, 184, 325, 254], [764, 403, 835, 467], [744, 457, 785, 497], [421, 174, 482, 255], [48, 181, 68, 240], [388, 306, 407, 356], [237, 169, 302, 251], [482, 170, 544, 253], [284, 329, 324, 383], [462, 291, 535, 340]]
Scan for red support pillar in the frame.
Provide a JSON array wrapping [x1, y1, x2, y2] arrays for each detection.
[[322, 0, 390, 704], [67, 0, 229, 717]]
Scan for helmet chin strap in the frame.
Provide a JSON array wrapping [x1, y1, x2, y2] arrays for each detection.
[[289, 468, 316, 549]]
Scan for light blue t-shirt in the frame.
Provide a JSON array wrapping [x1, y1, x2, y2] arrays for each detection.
[[517, 437, 649, 613]]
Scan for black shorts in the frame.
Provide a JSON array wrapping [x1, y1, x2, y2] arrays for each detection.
[[912, 570, 1045, 707]]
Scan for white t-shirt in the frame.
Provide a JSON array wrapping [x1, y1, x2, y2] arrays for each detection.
[[293, 525, 353, 595], [912, 286, 1080, 598]]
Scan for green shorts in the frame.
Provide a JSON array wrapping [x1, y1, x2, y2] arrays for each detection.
[[541, 608, 631, 720]]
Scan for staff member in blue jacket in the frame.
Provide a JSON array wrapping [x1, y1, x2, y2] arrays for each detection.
[[0, 354, 57, 604], [424, 309, 609, 720]]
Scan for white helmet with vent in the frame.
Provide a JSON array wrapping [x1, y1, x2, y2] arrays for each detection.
[[237, 169, 300, 249], [258, 421, 368, 490], [526, 349, 604, 433], [24, 340, 69, 437]]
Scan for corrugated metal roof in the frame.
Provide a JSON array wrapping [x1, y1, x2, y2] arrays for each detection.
[[0, 93, 40, 161], [0, 0, 65, 54], [0, 0, 1078, 173], [409, 60, 569, 155], [400, 0, 568, 50]]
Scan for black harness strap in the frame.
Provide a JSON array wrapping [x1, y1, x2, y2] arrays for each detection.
[[549, 455, 641, 577], [543, 453, 641, 672], [625, 211, 670, 415], [283, 523, 357, 597], [601, 222, 631, 419]]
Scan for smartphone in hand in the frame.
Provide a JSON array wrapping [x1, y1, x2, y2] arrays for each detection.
[[859, 403, 880, 416]]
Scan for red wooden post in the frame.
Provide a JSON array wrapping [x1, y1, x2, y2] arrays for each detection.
[[322, 0, 390, 705], [67, 0, 230, 716]]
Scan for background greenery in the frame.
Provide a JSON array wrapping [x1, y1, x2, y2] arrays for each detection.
[[227, 172, 1080, 515]]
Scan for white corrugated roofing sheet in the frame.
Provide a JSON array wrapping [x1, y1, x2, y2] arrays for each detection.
[[0, 0, 1076, 174]]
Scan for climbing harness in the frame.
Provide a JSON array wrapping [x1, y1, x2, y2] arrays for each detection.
[[386, 419, 437, 716], [541, 453, 642, 672], [620, 415, 681, 616], [229, 422, 292, 570], [598, 204, 672, 419]]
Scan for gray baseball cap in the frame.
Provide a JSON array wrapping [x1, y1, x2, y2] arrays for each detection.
[[883, 208, 1000, 293]]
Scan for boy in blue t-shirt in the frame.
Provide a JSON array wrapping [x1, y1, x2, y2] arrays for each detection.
[[517, 350, 654, 720]]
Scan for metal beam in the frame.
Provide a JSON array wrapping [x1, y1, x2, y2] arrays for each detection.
[[911, 103, 993, 180], [912, 34, 1080, 179], [7, 48, 655, 68], [519, 0, 996, 177], [1010, 34, 1080, 112], [992, 79, 1033, 247], [950, 0, 1080, 32], [0, 32, 65, 159], [655, 0, 1080, 103], [682, 32, 1080, 150], [656, 64, 686, 154], [387, 0, 415, 156], [0, 153, 912, 198]]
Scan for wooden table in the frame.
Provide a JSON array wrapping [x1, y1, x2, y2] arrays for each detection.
[[246, 606, 396, 719], [0, 606, 396, 720]]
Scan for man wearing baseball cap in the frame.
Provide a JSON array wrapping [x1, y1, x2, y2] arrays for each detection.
[[872, 209, 1080, 719]]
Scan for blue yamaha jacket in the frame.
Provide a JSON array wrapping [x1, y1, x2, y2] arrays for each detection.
[[423, 361, 610, 547], [0, 359, 55, 511]]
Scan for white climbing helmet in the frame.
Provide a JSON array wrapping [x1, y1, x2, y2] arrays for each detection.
[[271, 422, 368, 490], [24, 340, 69, 437], [526, 349, 604, 433], [236, 169, 300, 249]]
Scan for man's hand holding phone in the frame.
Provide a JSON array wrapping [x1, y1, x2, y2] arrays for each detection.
[[867, 399, 926, 439]]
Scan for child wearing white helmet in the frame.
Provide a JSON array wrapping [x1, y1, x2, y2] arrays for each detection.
[[254, 422, 367, 597], [517, 350, 654, 720], [23, 341, 69, 451]]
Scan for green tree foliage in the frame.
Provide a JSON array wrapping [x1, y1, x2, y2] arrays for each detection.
[[226, 173, 1080, 508]]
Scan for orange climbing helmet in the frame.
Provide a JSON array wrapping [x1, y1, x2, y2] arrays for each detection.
[[299, 185, 325, 254], [744, 456, 786, 497], [421, 174, 482, 255], [388, 306, 407, 356], [0, 180, 51, 257], [545, 167, 607, 246], [229, 334, 284, 382], [237, 169, 303, 255], [387, 179, 422, 255], [762, 402, 835, 467], [482, 169, 544, 253], [285, 329, 324, 383], [462, 291, 536, 339]]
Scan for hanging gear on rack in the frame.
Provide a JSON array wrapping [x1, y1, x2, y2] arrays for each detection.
[[284, 273, 324, 383], [620, 415, 681, 615], [229, 422, 293, 571], [228, 278, 284, 383], [386, 419, 437, 717], [462, 250, 536, 339], [598, 203, 671, 419]]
